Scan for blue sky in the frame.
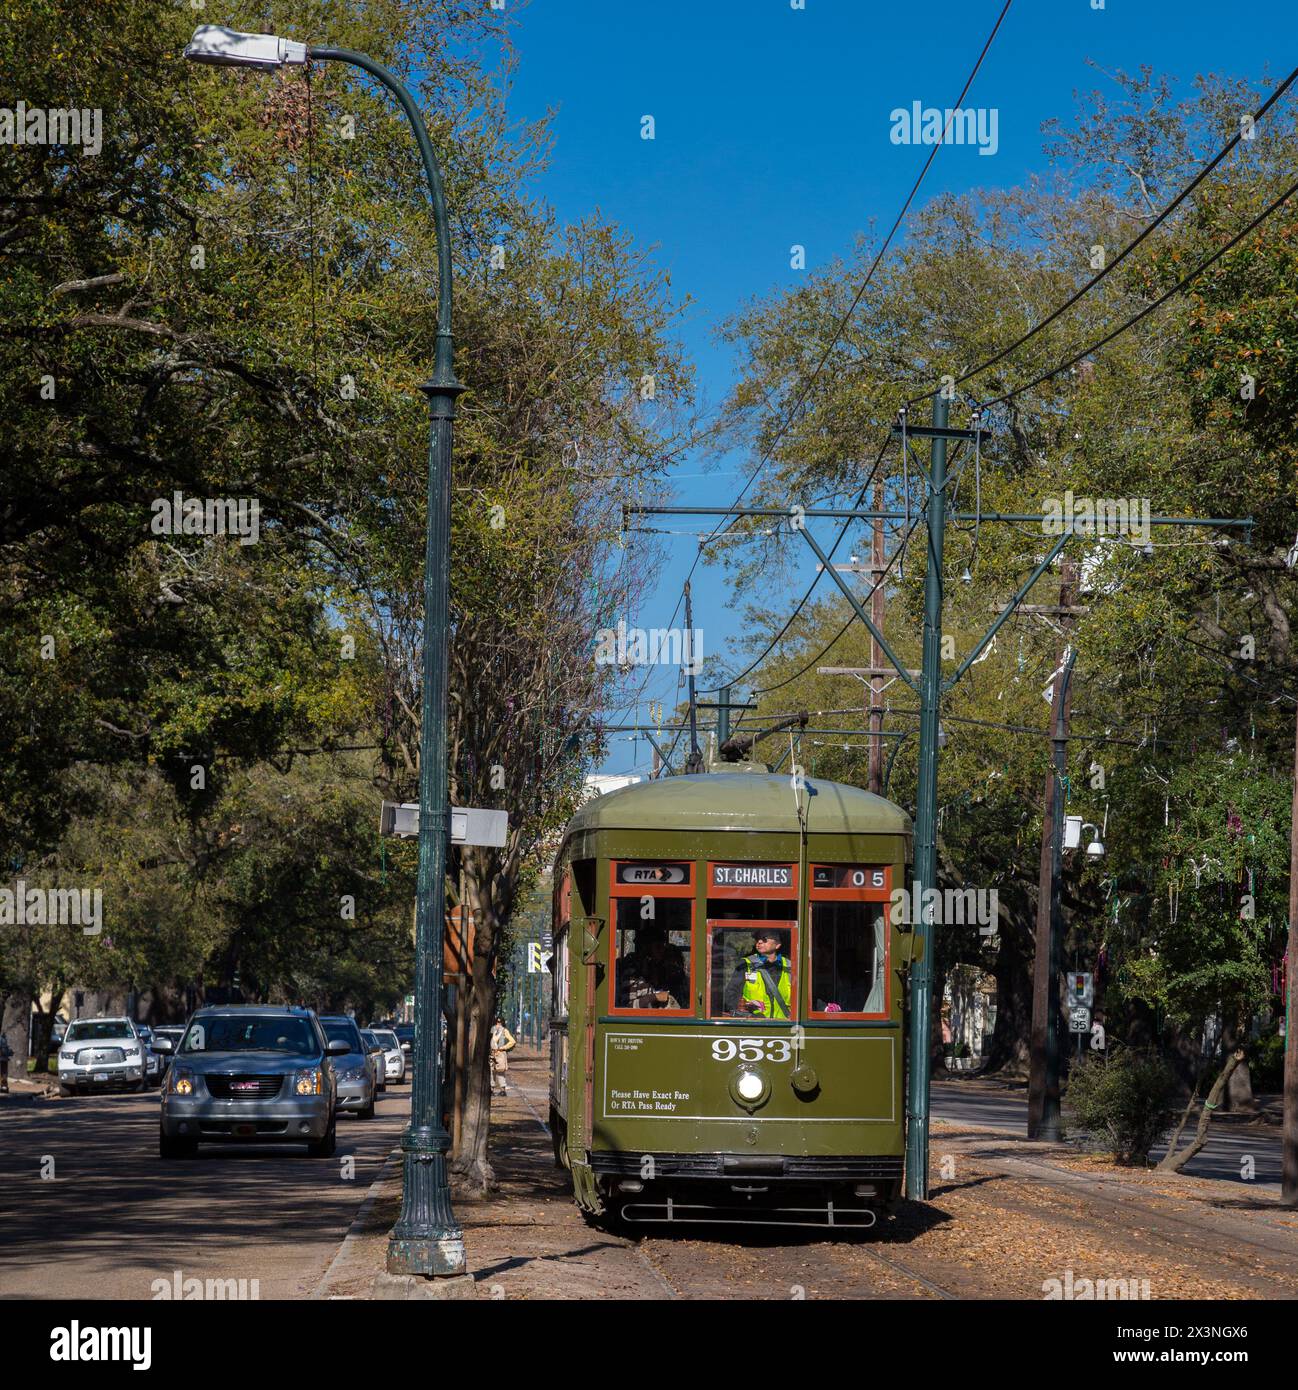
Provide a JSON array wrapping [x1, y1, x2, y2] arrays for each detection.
[[500, 0, 1291, 777]]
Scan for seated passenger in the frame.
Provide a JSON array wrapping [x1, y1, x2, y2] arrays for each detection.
[[617, 925, 689, 1009]]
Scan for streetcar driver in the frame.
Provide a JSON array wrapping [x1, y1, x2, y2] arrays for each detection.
[[617, 923, 688, 1009], [725, 929, 792, 1019]]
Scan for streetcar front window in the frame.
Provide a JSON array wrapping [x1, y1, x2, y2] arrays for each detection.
[[810, 902, 886, 1015], [612, 899, 693, 1012], [707, 923, 797, 1021]]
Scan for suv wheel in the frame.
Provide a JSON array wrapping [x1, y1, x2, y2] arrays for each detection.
[[307, 1117, 337, 1158], [59, 1082, 73, 1097], [359, 1094, 375, 1120]]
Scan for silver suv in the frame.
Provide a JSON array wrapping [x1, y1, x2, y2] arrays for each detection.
[[58, 1018, 147, 1094], [157, 1006, 344, 1158]]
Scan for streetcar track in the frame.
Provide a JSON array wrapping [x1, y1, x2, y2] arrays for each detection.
[[512, 1083, 680, 1297], [853, 1241, 958, 1300]]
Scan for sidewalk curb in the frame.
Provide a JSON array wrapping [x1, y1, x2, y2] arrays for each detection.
[[309, 1145, 403, 1300]]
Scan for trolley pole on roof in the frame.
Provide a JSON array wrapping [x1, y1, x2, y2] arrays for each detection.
[[684, 580, 703, 773], [905, 395, 948, 1201]]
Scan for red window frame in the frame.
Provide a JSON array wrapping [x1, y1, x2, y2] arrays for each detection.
[[806, 864, 892, 1020], [607, 861, 696, 1017], [704, 919, 800, 1022]]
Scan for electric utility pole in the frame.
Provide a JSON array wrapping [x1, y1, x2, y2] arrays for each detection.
[[870, 480, 887, 793], [1028, 555, 1078, 1140]]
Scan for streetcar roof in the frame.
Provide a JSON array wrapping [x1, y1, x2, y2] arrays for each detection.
[[562, 771, 912, 839]]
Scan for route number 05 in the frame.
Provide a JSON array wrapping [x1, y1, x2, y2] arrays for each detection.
[[712, 1037, 791, 1063]]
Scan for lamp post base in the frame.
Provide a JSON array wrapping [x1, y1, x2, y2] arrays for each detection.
[[374, 1271, 476, 1299], [384, 1238, 469, 1279], [386, 1138, 466, 1277]]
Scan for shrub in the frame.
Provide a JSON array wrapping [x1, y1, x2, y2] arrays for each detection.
[[1247, 1030, 1285, 1093], [1064, 1047, 1179, 1164]]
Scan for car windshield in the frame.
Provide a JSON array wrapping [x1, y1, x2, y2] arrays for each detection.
[[322, 1019, 362, 1053], [361, 1031, 381, 1049], [66, 1021, 133, 1042], [180, 1016, 318, 1056], [375, 1031, 399, 1049]]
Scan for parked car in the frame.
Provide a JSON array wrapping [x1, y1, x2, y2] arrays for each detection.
[[360, 1030, 387, 1095], [135, 1025, 163, 1087], [156, 1005, 343, 1158], [318, 1015, 374, 1120], [371, 1028, 406, 1084], [58, 1018, 147, 1095], [393, 1023, 414, 1058], [150, 1025, 187, 1076]]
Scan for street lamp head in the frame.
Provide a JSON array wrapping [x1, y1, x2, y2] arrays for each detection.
[[1086, 837, 1105, 858], [183, 25, 308, 69]]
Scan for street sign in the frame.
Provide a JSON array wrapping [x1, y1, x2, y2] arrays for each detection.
[[1066, 971, 1094, 1006], [450, 807, 508, 848], [379, 802, 509, 847], [526, 942, 553, 973], [1068, 1004, 1092, 1034]]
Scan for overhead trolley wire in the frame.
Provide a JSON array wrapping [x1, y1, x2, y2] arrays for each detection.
[[981, 170, 1298, 410], [664, 0, 1022, 711], [637, 0, 1016, 722], [904, 63, 1298, 411]]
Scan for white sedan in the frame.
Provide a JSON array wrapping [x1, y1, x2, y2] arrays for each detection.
[[371, 1028, 406, 1084]]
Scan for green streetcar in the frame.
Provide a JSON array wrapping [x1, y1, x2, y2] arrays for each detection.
[[547, 759, 915, 1229]]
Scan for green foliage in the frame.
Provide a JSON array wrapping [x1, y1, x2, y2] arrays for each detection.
[[1065, 1047, 1180, 1164], [711, 65, 1297, 1066], [1246, 1027, 1286, 1093], [0, 0, 691, 1045]]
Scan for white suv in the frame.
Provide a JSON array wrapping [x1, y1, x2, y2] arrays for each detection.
[[58, 1018, 147, 1094]]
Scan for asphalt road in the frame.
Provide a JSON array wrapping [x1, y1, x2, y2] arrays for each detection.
[[931, 1078, 1283, 1188], [0, 1080, 410, 1299]]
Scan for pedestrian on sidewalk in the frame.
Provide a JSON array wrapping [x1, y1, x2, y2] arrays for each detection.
[[0, 1034, 13, 1093], [490, 1016, 516, 1097]]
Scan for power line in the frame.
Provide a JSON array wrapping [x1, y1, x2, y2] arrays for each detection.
[[982, 172, 1298, 410], [905, 63, 1298, 409], [753, 513, 924, 695], [707, 430, 893, 695], [638, 0, 1014, 714]]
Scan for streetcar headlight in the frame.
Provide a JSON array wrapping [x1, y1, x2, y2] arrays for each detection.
[[736, 1070, 764, 1101]]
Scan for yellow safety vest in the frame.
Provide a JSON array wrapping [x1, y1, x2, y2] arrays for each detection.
[[740, 954, 792, 1019]]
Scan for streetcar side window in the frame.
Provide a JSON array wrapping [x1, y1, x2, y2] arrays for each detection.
[[552, 927, 570, 1020], [707, 923, 797, 1021], [611, 899, 693, 1013], [810, 902, 886, 1015]]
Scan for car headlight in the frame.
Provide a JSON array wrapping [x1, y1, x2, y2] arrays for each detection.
[[339, 1065, 365, 1082], [124, 1046, 140, 1057], [294, 1068, 324, 1095], [59, 1050, 75, 1062], [169, 1067, 195, 1096]]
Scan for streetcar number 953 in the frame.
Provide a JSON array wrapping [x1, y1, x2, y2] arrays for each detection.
[[711, 1038, 791, 1062]]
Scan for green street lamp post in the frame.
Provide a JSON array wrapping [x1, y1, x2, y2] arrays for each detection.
[[184, 26, 465, 1278]]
